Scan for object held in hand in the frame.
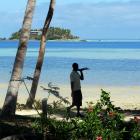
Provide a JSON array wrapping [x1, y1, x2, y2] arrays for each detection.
[[78, 67, 89, 71]]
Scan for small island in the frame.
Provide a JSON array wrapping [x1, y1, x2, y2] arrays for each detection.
[[9, 27, 79, 40], [0, 37, 6, 40]]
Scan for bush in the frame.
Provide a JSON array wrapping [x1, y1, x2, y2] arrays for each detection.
[[31, 89, 140, 140]]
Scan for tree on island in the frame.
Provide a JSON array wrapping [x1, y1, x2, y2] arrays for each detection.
[[26, 0, 55, 108], [9, 27, 79, 40], [1, 0, 36, 116], [46, 27, 79, 40], [9, 30, 21, 40]]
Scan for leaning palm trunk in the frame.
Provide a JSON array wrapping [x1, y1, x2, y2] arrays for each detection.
[[1, 0, 36, 116], [26, 0, 55, 108]]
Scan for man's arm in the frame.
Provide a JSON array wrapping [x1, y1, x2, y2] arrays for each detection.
[[71, 82, 74, 96], [79, 70, 84, 80]]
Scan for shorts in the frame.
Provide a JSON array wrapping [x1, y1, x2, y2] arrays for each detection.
[[72, 90, 82, 106]]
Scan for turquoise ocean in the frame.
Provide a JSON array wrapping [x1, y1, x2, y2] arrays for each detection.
[[1, 40, 140, 86]]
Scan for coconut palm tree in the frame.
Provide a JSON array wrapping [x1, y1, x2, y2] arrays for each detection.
[[1, 0, 36, 116], [26, 0, 55, 108]]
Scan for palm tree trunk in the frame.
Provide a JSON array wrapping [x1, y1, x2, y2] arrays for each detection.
[[1, 0, 36, 116], [26, 0, 55, 108]]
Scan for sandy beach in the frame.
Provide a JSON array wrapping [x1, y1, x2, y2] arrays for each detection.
[[0, 83, 140, 110]]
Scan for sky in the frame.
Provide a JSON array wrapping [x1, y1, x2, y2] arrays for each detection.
[[0, 0, 140, 39]]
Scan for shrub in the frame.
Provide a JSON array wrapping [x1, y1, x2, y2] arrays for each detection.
[[31, 89, 140, 140]]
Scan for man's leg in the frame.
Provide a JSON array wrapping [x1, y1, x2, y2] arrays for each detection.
[[67, 93, 75, 113], [67, 104, 74, 113], [76, 106, 84, 117], [68, 104, 74, 110], [76, 105, 81, 116]]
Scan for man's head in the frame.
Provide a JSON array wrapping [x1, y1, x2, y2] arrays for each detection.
[[72, 63, 79, 71]]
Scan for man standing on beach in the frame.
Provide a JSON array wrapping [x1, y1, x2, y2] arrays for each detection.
[[67, 63, 86, 117]]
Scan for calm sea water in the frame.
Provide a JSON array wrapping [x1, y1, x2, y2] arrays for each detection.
[[0, 40, 140, 86]]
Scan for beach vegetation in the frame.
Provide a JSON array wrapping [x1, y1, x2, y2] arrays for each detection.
[[30, 90, 140, 140], [0, 90, 140, 139], [16, 83, 70, 116]]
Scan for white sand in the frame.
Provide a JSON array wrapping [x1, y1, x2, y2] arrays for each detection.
[[1, 83, 140, 110], [16, 109, 42, 116]]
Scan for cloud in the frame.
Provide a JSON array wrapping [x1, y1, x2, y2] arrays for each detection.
[[58, 0, 140, 5], [0, 11, 24, 37], [0, 1, 140, 39], [49, 1, 140, 39]]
